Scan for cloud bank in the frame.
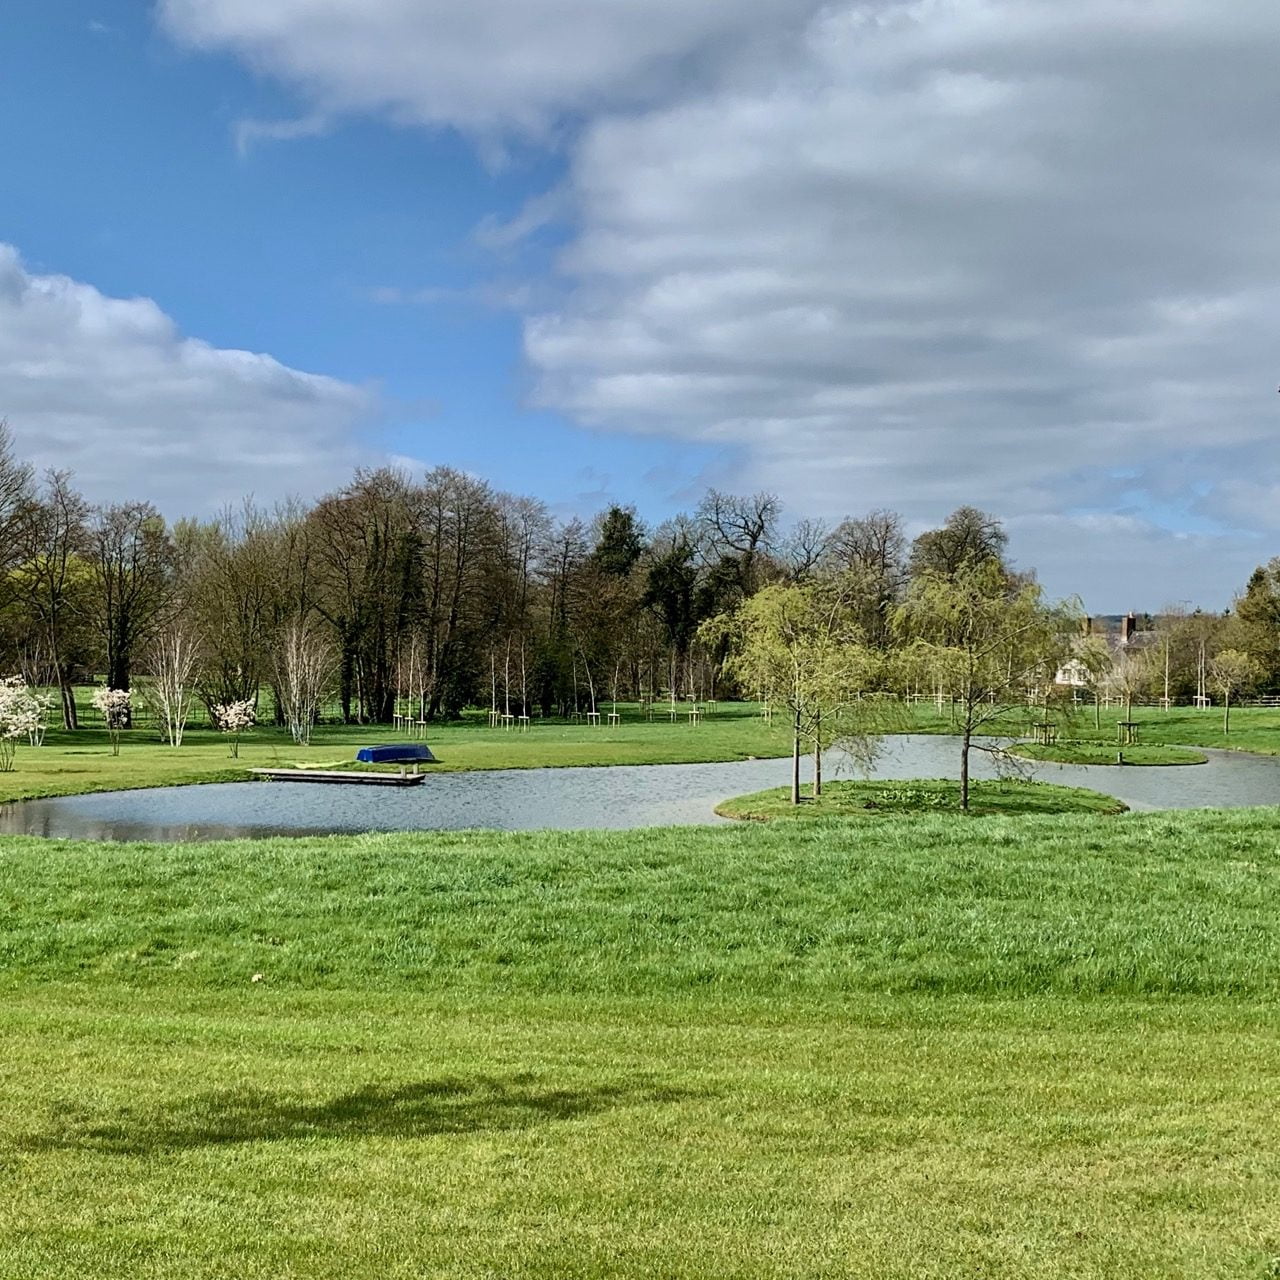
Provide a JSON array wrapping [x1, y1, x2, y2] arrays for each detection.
[[160, 1, 1280, 601], [0, 245, 378, 511]]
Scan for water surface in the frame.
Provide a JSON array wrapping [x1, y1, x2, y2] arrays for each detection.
[[1, 735, 1277, 842]]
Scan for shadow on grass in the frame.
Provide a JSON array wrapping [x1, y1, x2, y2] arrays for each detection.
[[15, 1076, 697, 1155]]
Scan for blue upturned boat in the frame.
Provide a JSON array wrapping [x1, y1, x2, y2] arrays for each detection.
[[356, 744, 437, 764]]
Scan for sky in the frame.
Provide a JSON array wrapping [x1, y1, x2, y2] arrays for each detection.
[[2, 0, 1279, 610]]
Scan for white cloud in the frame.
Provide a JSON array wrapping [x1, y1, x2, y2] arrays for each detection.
[[1006, 514, 1263, 613], [157, 0, 820, 136], [0, 244, 380, 512], [155, 0, 1280, 602], [523, 0, 1280, 557], [233, 111, 330, 156]]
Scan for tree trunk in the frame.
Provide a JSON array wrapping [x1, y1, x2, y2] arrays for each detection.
[[59, 673, 78, 731], [1094, 695, 1101, 731], [791, 709, 801, 805], [339, 638, 355, 723], [270, 680, 286, 727], [960, 727, 971, 812], [107, 652, 132, 726], [813, 709, 822, 799], [107, 650, 130, 692], [1223, 693, 1230, 735]]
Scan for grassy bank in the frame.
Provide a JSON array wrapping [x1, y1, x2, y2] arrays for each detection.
[[10, 809, 1278, 997], [4, 810, 1280, 1275], [1009, 741, 1208, 766], [716, 777, 1127, 820]]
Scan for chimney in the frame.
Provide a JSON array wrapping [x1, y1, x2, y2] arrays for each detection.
[[1123, 612, 1136, 644]]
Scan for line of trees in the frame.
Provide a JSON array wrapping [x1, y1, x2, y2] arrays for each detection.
[[3, 420, 1280, 756]]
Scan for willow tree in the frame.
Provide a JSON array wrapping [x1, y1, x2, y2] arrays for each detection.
[[895, 559, 1075, 811], [713, 578, 877, 805]]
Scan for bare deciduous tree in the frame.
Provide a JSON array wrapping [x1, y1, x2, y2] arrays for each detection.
[[1209, 649, 1262, 735], [0, 420, 34, 595], [275, 617, 335, 746], [89, 501, 175, 698], [14, 471, 90, 730], [146, 623, 202, 748]]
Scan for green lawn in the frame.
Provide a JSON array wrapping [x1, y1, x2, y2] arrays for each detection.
[[0, 703, 791, 804], [906, 702, 1280, 756], [4, 810, 1280, 1276], [717, 777, 1127, 819], [1009, 741, 1209, 767]]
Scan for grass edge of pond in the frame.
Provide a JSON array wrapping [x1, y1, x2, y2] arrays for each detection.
[[1008, 741, 1209, 767], [716, 777, 1128, 821]]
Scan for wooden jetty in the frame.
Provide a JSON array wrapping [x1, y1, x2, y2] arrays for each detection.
[[250, 768, 426, 787]]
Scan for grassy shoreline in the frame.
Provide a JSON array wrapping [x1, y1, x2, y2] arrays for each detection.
[[1008, 741, 1209, 766], [716, 777, 1127, 820], [907, 703, 1280, 756], [5, 809, 1278, 998]]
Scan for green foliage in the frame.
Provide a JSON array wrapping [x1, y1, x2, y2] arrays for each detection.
[[893, 558, 1078, 807], [719, 579, 871, 712], [1234, 558, 1280, 687], [713, 579, 884, 798], [589, 505, 645, 577]]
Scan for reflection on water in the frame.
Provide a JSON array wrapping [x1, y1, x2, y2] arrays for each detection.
[[0, 735, 1277, 843]]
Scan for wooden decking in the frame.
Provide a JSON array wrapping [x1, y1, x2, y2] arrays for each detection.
[[250, 768, 427, 787]]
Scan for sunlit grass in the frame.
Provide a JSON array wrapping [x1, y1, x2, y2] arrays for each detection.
[[6, 702, 1280, 1276], [4, 809, 1280, 1275]]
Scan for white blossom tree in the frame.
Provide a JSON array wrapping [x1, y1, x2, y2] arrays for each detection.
[[212, 698, 256, 758], [0, 677, 42, 772], [91, 687, 131, 756]]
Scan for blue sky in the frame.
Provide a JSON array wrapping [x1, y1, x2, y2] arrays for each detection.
[[2, 0, 1279, 607], [0, 0, 724, 518]]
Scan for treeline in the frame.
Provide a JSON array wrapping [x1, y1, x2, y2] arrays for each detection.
[[1, 420, 1277, 729]]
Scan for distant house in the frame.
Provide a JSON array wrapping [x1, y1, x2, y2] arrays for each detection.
[[1054, 613, 1160, 689]]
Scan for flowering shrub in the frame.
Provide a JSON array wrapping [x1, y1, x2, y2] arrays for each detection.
[[91, 687, 131, 756], [212, 698, 256, 758], [0, 677, 42, 772]]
